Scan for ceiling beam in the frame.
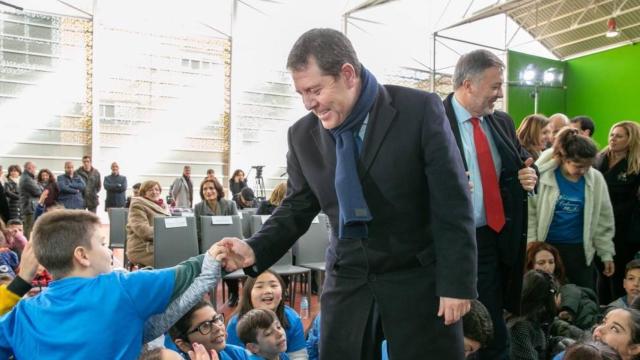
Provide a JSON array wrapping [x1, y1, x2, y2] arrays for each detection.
[[551, 20, 640, 51]]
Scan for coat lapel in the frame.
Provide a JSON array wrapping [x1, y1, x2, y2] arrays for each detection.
[[310, 121, 337, 169], [443, 93, 468, 171], [484, 113, 522, 171], [358, 85, 396, 177]]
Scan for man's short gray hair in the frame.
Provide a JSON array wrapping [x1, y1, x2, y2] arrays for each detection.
[[453, 49, 505, 89]]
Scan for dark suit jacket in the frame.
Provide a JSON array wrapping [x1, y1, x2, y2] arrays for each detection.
[[443, 93, 530, 314], [247, 85, 476, 295]]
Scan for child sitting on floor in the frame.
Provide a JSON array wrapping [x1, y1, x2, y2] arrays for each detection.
[[237, 309, 288, 360]]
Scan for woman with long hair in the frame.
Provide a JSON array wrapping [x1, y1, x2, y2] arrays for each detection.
[[229, 169, 247, 197], [517, 114, 553, 160], [256, 182, 287, 215], [596, 121, 640, 304], [36, 169, 59, 208]]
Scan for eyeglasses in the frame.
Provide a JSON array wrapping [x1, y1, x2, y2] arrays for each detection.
[[186, 314, 225, 336]]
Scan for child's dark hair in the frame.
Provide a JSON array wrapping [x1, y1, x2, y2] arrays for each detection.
[[31, 210, 101, 278], [463, 299, 494, 349], [521, 269, 559, 324], [169, 300, 212, 342], [564, 341, 621, 360], [138, 346, 163, 360], [553, 127, 598, 162], [133, 182, 142, 190], [626, 259, 640, 277], [236, 269, 290, 329], [237, 308, 279, 345]]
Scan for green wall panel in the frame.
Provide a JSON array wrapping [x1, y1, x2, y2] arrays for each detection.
[[565, 44, 640, 148], [507, 51, 566, 127]]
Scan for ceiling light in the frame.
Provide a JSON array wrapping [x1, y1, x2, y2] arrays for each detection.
[[606, 17, 620, 38]]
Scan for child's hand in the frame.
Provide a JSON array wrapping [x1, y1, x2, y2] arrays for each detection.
[[558, 310, 574, 322], [188, 342, 218, 360], [207, 243, 228, 262]]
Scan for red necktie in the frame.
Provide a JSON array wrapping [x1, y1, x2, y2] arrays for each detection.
[[470, 117, 505, 232]]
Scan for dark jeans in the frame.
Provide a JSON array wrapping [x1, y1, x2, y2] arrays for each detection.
[[552, 243, 596, 290], [476, 226, 509, 360]]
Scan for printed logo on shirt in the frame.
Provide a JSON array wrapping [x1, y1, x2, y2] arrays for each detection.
[[556, 194, 582, 214]]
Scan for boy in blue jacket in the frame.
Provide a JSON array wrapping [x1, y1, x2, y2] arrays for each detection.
[[0, 209, 222, 359]]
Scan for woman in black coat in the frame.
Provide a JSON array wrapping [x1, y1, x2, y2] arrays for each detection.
[[596, 121, 640, 304], [4, 165, 21, 220]]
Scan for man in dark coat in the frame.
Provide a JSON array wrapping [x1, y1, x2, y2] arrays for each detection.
[[216, 28, 476, 359], [76, 155, 101, 213], [18, 162, 42, 238], [104, 162, 127, 211], [442, 49, 537, 360]]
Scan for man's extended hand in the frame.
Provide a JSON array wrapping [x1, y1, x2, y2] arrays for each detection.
[[518, 158, 537, 192], [438, 297, 471, 325], [215, 237, 256, 272]]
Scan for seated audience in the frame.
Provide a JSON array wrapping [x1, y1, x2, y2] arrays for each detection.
[[517, 114, 552, 160], [463, 299, 494, 358], [126, 180, 171, 267], [554, 307, 640, 360], [609, 260, 640, 309], [0, 242, 38, 315], [529, 127, 615, 290], [126, 182, 142, 208], [234, 188, 258, 210], [526, 242, 599, 330], [169, 300, 250, 360], [509, 269, 561, 360], [0, 231, 18, 278], [256, 183, 286, 215], [0, 210, 215, 359], [237, 308, 289, 360], [570, 116, 596, 138], [227, 270, 307, 359], [229, 169, 248, 197], [193, 178, 239, 307], [563, 341, 621, 360], [206, 169, 216, 181], [57, 161, 86, 210], [37, 168, 59, 208]]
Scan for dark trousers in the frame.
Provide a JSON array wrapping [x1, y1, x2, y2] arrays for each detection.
[[476, 226, 509, 360], [553, 243, 595, 290], [319, 237, 464, 360]]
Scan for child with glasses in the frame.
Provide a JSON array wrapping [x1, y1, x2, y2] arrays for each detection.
[[237, 309, 288, 360], [0, 210, 225, 359], [170, 300, 249, 360]]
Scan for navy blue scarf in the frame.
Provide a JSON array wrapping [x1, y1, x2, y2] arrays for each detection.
[[329, 66, 378, 239]]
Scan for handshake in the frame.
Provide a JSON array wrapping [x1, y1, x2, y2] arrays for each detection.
[[206, 237, 257, 272]]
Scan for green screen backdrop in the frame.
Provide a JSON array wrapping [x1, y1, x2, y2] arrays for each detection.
[[507, 46, 640, 148]]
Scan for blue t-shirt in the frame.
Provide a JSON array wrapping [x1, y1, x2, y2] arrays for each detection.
[[248, 353, 289, 360], [546, 168, 585, 244], [553, 351, 565, 360], [0, 250, 19, 277], [306, 313, 321, 360], [0, 269, 175, 360], [227, 306, 306, 353], [220, 344, 252, 360]]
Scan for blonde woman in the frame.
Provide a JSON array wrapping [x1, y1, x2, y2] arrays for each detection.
[[126, 180, 171, 267], [596, 121, 640, 303], [256, 182, 287, 215], [517, 114, 552, 160]]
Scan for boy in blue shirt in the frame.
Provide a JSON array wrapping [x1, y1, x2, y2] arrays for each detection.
[[0, 209, 222, 360], [237, 309, 289, 360], [609, 259, 640, 310]]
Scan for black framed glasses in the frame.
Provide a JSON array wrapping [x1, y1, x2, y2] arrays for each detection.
[[186, 314, 225, 336]]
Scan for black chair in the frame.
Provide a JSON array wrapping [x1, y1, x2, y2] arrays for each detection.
[[153, 216, 199, 269]]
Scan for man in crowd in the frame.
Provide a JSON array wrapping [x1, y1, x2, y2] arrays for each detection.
[[57, 161, 86, 210], [18, 162, 42, 238], [548, 113, 570, 147], [442, 49, 537, 360], [76, 155, 101, 213], [570, 115, 596, 137], [170, 165, 193, 208], [104, 162, 127, 211]]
